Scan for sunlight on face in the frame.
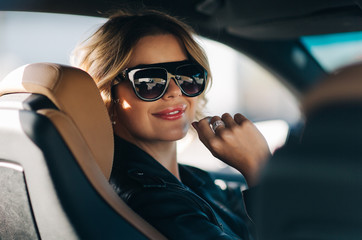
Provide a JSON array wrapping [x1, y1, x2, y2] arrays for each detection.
[[121, 100, 132, 109]]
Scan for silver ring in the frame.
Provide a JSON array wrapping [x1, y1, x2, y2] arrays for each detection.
[[212, 120, 225, 131]]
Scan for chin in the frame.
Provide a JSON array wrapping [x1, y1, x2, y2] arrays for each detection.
[[155, 122, 190, 141], [162, 133, 187, 141], [158, 128, 189, 141]]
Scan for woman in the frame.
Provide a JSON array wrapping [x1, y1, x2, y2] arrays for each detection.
[[72, 9, 270, 240]]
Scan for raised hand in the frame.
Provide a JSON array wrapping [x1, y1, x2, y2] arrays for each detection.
[[192, 113, 271, 186]]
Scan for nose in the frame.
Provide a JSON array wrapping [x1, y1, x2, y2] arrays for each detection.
[[163, 77, 182, 100]]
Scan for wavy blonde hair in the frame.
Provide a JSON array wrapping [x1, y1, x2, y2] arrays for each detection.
[[71, 9, 211, 120]]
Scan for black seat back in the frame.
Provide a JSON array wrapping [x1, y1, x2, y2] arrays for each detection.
[[255, 63, 362, 240]]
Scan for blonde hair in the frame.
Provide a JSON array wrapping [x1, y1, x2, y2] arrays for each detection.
[[71, 9, 211, 120]]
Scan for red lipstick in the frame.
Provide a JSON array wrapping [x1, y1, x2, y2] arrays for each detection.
[[152, 104, 186, 120]]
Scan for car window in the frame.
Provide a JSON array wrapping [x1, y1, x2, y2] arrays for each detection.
[[0, 11, 106, 80], [301, 31, 362, 72], [0, 11, 301, 172]]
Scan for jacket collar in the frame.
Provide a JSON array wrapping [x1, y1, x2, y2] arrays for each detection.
[[179, 164, 205, 188], [113, 135, 204, 189]]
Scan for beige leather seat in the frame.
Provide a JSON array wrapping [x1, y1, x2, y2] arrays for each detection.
[[0, 63, 166, 240]]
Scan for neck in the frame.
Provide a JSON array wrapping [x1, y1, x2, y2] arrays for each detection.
[[117, 132, 180, 180], [139, 140, 180, 180]]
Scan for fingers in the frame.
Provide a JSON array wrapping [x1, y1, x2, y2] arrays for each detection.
[[212, 113, 243, 135], [192, 117, 215, 148], [234, 113, 248, 125], [221, 113, 238, 128], [193, 113, 241, 135], [192, 114, 230, 150], [192, 113, 249, 150], [192, 113, 239, 143], [210, 116, 225, 133]]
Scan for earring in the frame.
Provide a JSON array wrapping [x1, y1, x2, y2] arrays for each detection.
[[111, 115, 117, 125], [110, 99, 119, 125], [110, 106, 117, 126]]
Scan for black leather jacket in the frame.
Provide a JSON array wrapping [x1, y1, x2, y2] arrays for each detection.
[[110, 135, 256, 240]]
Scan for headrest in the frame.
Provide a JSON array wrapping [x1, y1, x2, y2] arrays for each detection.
[[302, 62, 362, 116], [0, 63, 114, 179]]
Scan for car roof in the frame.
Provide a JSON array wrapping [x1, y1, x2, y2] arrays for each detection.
[[2, 0, 361, 39]]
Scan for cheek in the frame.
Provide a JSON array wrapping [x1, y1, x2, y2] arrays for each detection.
[[188, 97, 199, 118], [114, 83, 148, 123], [116, 99, 149, 126], [114, 97, 153, 140], [190, 96, 198, 105]]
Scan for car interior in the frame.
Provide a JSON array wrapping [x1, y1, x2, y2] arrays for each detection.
[[1, 0, 362, 239]]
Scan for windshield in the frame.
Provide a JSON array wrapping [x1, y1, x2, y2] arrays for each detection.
[[301, 31, 362, 72]]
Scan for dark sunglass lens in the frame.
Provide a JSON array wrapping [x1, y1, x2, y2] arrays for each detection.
[[132, 68, 167, 99], [176, 65, 206, 95]]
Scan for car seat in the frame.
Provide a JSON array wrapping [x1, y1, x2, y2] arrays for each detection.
[[255, 62, 362, 240], [0, 63, 166, 240]]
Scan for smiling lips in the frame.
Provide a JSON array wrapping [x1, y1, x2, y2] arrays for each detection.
[[152, 104, 187, 120]]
